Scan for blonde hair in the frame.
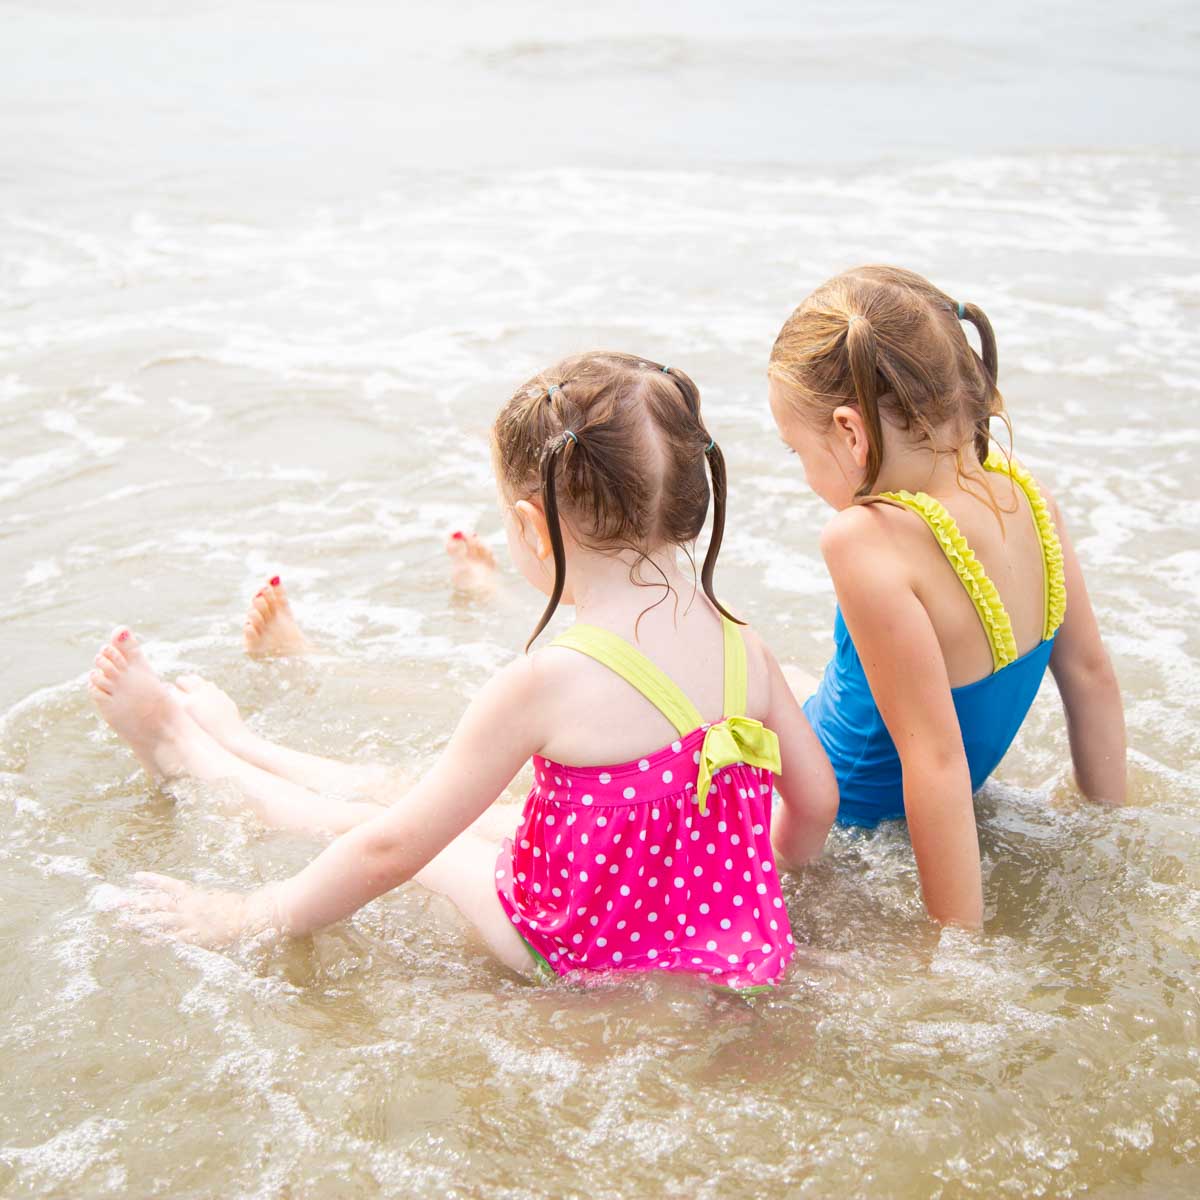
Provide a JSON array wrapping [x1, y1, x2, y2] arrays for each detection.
[[768, 265, 1008, 498]]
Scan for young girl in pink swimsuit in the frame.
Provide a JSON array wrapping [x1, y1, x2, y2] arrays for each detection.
[[93, 352, 837, 987]]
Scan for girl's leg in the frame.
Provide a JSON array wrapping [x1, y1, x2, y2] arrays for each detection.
[[216, 546, 500, 798], [243, 577, 311, 658], [445, 531, 499, 598], [782, 664, 820, 704], [89, 630, 384, 836], [174, 674, 405, 801], [467, 802, 524, 842], [243, 537, 499, 660], [413, 830, 533, 976]]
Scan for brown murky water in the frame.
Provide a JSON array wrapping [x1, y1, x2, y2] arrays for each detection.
[[2, 3, 1198, 1196]]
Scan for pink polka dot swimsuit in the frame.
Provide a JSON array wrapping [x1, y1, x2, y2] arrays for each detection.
[[495, 617, 794, 990]]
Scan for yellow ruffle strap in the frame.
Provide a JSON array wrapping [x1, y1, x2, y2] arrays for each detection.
[[694, 717, 781, 816], [879, 488, 1019, 672], [984, 452, 1067, 638]]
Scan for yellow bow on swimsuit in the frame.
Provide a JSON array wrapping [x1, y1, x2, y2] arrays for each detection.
[[695, 716, 781, 816], [551, 616, 782, 818]]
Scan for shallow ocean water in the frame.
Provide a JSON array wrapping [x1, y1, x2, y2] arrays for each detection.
[[2, 2, 1199, 1197]]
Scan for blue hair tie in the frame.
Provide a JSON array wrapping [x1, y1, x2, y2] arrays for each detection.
[[562, 430, 577, 445], [956, 302, 965, 319], [547, 384, 561, 400], [704, 437, 714, 452], [661, 365, 671, 373]]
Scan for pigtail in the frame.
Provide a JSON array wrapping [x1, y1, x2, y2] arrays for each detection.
[[845, 315, 886, 496], [525, 432, 574, 650], [657, 363, 741, 624], [661, 363, 702, 421], [954, 300, 1002, 465], [499, 351, 738, 649], [699, 438, 742, 624]]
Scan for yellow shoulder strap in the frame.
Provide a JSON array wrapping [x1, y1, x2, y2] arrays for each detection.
[[876, 489, 1019, 673], [984, 453, 1067, 639], [721, 616, 747, 718], [550, 625, 705, 736]]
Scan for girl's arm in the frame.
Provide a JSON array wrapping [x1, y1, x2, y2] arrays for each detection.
[[757, 641, 839, 868], [822, 508, 983, 928], [134, 655, 548, 945], [1046, 500, 1126, 804]]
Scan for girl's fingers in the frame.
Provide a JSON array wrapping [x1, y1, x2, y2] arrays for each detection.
[[128, 909, 183, 931], [117, 892, 176, 914], [132, 871, 193, 897]]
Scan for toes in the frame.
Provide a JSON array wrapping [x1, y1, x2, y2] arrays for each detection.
[[253, 595, 271, 619], [100, 645, 123, 669], [88, 670, 113, 697], [446, 532, 495, 566], [109, 627, 142, 663], [175, 674, 204, 692], [467, 536, 497, 566]]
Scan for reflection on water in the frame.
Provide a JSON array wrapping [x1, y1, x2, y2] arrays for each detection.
[[2, 2, 1199, 1197]]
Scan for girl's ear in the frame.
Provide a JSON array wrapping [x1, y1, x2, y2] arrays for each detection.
[[831, 405, 870, 470], [513, 499, 552, 561]]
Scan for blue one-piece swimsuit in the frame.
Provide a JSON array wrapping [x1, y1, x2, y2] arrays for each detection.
[[804, 455, 1067, 829]]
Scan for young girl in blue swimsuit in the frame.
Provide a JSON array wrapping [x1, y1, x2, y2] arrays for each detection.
[[768, 265, 1127, 928]]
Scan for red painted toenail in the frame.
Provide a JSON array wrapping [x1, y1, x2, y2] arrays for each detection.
[[451, 531, 465, 540], [269, 576, 280, 587], [116, 630, 130, 642]]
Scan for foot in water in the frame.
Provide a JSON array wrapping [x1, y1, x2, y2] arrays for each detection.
[[243, 576, 311, 658], [445, 531, 498, 596], [174, 673, 248, 752], [88, 628, 210, 781]]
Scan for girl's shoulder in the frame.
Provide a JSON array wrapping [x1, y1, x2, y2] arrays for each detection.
[[818, 501, 923, 589]]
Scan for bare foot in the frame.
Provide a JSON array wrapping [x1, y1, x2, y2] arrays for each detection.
[[174, 674, 249, 752], [243, 576, 311, 658], [88, 628, 196, 780], [445, 531, 497, 597]]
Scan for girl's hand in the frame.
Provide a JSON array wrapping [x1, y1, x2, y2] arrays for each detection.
[[125, 872, 275, 947]]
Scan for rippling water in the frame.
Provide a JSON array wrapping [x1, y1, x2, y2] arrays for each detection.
[[2, 2, 1198, 1196]]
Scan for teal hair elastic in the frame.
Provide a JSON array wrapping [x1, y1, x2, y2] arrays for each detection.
[[957, 302, 965, 318], [562, 430, 577, 445], [661, 365, 671, 373], [704, 438, 714, 452], [546, 384, 561, 400]]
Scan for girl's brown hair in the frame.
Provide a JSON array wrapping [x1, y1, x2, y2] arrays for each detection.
[[491, 351, 736, 649], [767, 265, 1007, 498]]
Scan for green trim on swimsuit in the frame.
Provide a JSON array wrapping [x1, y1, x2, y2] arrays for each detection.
[[521, 934, 775, 997], [520, 936, 558, 982]]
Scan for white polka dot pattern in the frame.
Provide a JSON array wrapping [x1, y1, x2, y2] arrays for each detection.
[[493, 731, 791, 990]]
